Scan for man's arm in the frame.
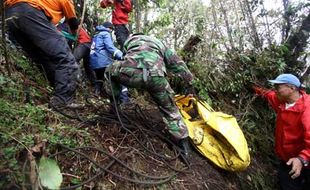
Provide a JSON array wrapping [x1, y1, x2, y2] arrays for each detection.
[[62, 0, 79, 33], [101, 33, 123, 60], [253, 86, 280, 111], [164, 48, 193, 84], [286, 105, 310, 179], [299, 105, 310, 163], [100, 0, 114, 8], [116, 0, 132, 13]]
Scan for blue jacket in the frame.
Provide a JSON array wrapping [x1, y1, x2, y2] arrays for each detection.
[[89, 26, 123, 69]]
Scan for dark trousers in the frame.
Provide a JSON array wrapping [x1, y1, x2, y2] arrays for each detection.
[[73, 43, 96, 85], [278, 161, 310, 190], [5, 3, 79, 103], [94, 67, 106, 82], [114, 24, 130, 51], [94, 68, 129, 103]]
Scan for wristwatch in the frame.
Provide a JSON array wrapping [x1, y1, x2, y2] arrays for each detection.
[[297, 156, 309, 167]]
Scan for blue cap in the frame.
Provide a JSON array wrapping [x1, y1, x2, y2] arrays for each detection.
[[268, 74, 301, 87]]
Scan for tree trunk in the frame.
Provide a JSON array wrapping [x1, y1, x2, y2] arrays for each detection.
[[243, 0, 262, 49], [285, 12, 310, 77], [232, 0, 243, 51], [1, 0, 11, 76], [281, 0, 291, 42], [219, 0, 235, 51], [211, 0, 229, 52], [262, 3, 272, 46], [182, 35, 202, 63], [133, 0, 141, 33]]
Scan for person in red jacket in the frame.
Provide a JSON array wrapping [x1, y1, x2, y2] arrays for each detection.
[[73, 27, 96, 86], [100, 0, 132, 51], [57, 21, 96, 86], [4, 0, 80, 108], [253, 73, 310, 190]]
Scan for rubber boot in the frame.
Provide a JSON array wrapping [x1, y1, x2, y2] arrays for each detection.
[[94, 80, 103, 97], [177, 137, 191, 165]]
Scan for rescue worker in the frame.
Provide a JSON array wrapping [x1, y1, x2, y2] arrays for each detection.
[[73, 26, 96, 86], [253, 74, 310, 190], [100, 0, 132, 51], [57, 21, 96, 86], [4, 0, 80, 108], [105, 34, 194, 158], [89, 21, 129, 103]]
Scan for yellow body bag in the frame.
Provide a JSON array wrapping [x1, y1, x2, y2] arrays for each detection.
[[175, 95, 250, 171]]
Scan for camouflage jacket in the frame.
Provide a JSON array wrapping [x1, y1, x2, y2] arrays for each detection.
[[122, 34, 194, 82]]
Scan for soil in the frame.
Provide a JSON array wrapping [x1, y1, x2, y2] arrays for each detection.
[[51, 99, 249, 190]]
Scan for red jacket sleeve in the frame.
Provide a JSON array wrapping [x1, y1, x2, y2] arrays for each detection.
[[254, 86, 281, 111], [299, 99, 310, 162], [119, 0, 132, 13], [100, 0, 114, 8]]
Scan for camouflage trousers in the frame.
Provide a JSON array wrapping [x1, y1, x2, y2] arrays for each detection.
[[105, 64, 188, 140]]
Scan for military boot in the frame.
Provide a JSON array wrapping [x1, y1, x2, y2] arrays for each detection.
[[177, 137, 191, 159]]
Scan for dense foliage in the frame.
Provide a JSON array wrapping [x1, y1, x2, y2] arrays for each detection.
[[1, 0, 309, 189]]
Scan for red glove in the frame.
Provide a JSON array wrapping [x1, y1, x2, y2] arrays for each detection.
[[100, 0, 114, 8], [252, 85, 271, 95]]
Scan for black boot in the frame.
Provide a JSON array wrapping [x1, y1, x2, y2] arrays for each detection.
[[177, 137, 191, 160], [94, 80, 103, 96]]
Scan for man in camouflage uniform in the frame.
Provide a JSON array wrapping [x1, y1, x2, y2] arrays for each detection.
[[105, 34, 194, 157]]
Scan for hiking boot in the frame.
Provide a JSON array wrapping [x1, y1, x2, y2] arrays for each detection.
[[119, 101, 136, 111], [48, 96, 84, 110], [177, 137, 191, 159], [94, 80, 104, 97]]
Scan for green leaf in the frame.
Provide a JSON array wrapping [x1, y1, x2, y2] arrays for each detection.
[[39, 157, 63, 190]]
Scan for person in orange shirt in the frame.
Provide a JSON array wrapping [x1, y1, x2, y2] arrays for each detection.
[[4, 0, 80, 108]]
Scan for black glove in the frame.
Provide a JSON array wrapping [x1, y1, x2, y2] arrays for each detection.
[[245, 81, 262, 93], [116, 0, 124, 3], [185, 85, 196, 96], [67, 17, 79, 33]]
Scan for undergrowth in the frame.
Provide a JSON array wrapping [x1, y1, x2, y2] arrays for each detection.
[[0, 42, 299, 189], [0, 56, 90, 188], [185, 44, 291, 190]]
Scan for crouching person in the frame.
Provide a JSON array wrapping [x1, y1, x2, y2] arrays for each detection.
[[105, 34, 195, 159]]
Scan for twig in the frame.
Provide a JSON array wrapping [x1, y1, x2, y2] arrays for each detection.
[[62, 173, 81, 179], [73, 0, 87, 48]]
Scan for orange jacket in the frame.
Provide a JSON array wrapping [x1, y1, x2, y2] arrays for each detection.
[[4, 0, 76, 25]]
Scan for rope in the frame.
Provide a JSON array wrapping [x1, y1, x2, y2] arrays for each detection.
[[56, 144, 176, 185]]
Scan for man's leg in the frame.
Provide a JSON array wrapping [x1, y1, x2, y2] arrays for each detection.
[[6, 5, 55, 85], [304, 168, 310, 190], [147, 77, 188, 140], [73, 43, 95, 85], [114, 24, 130, 51], [94, 68, 106, 96], [119, 86, 130, 103], [6, 3, 79, 104], [278, 162, 304, 190], [147, 76, 190, 158]]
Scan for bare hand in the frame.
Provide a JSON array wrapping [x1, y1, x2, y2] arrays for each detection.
[[287, 157, 303, 179]]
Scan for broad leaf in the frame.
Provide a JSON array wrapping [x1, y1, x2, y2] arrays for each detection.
[[39, 157, 63, 189]]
